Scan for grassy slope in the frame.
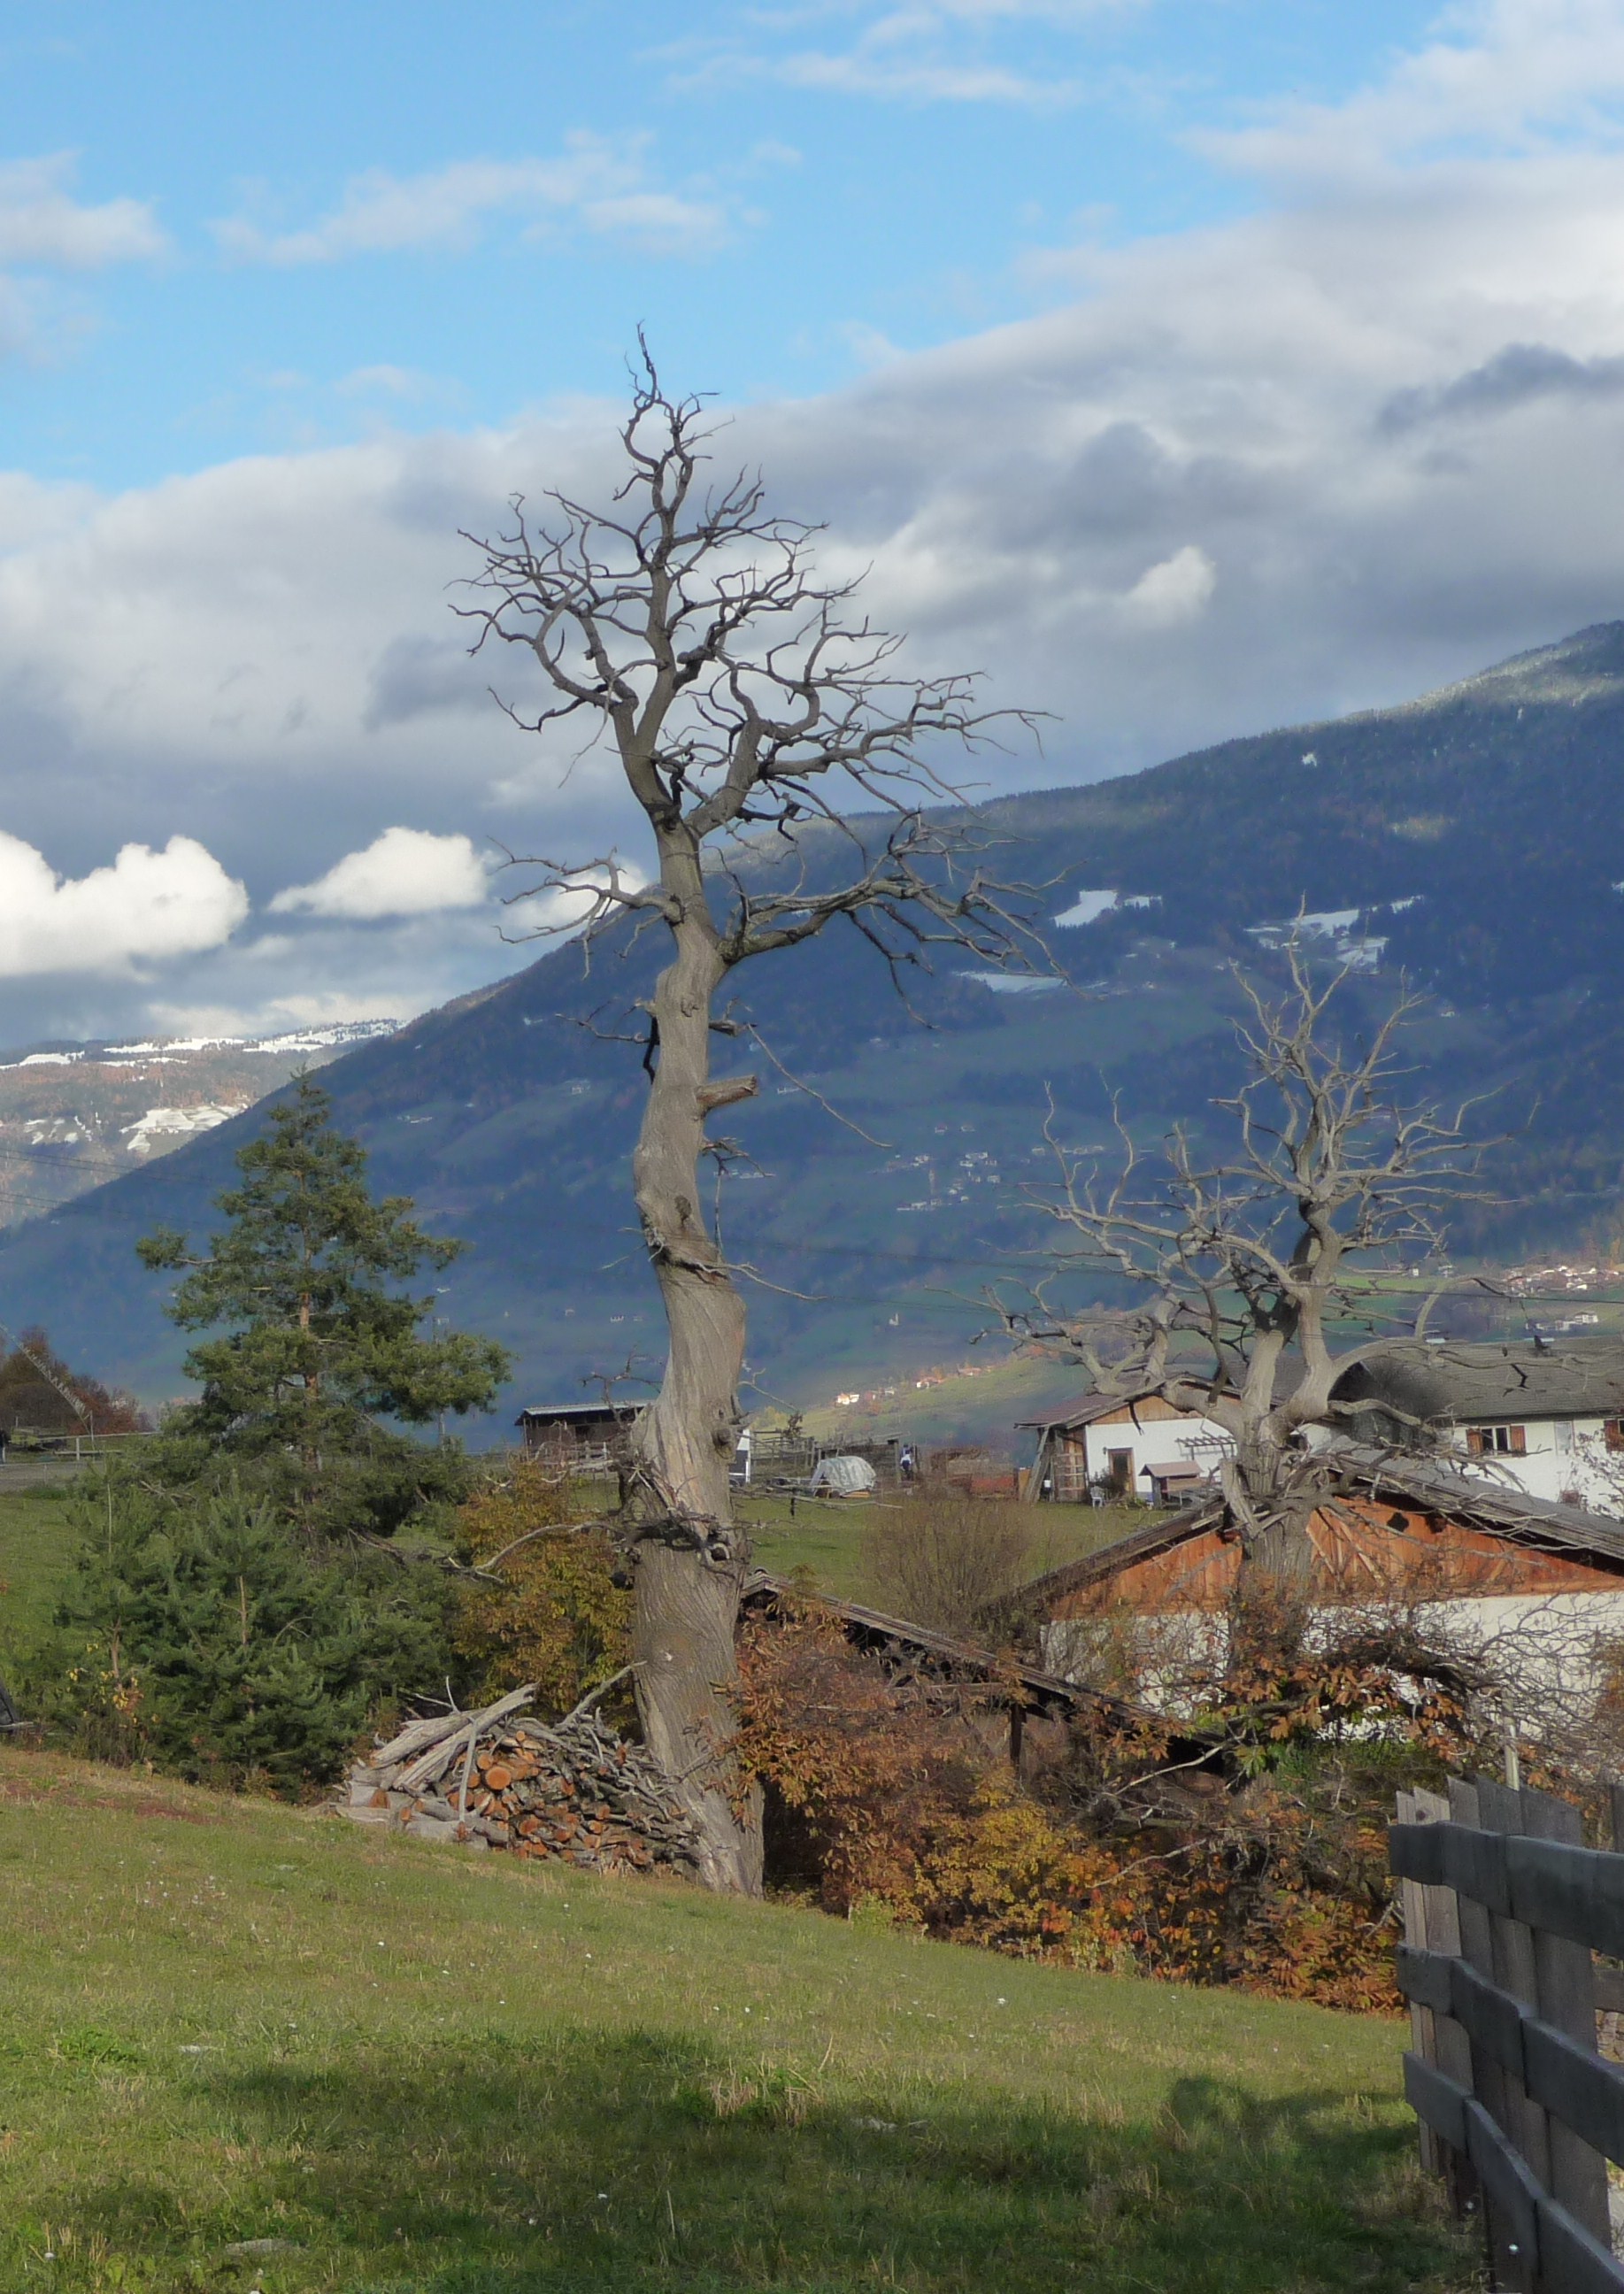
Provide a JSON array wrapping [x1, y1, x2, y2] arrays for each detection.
[[0, 1482, 81, 1674], [0, 1749, 1470, 2294]]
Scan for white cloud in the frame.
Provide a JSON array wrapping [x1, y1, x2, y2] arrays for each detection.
[[1197, 0, 1624, 184], [1122, 543, 1216, 626], [270, 828, 492, 920], [0, 834, 246, 976], [0, 153, 166, 268], [214, 136, 732, 265], [19, 0, 1624, 1038], [673, 0, 1142, 107]]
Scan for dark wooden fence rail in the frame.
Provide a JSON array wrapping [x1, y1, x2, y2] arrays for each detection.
[[1390, 1779, 1624, 2293]]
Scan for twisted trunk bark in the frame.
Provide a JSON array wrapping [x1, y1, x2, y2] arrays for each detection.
[[627, 838, 762, 1894]]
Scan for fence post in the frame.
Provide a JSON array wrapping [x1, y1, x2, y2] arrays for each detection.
[[1515, 1781, 1612, 2250], [1401, 1786, 1480, 2216], [1449, 1776, 1534, 2291], [1476, 1777, 1556, 2199]]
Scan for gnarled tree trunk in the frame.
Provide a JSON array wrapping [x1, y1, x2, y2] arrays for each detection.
[[627, 841, 763, 1894]]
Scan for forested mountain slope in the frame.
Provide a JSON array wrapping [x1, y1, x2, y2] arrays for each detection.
[[7, 620, 1624, 1425]]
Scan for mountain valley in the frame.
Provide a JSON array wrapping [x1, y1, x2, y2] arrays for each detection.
[[9, 622, 1624, 1436]]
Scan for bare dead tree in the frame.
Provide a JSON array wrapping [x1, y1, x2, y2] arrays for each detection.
[[1004, 933, 1487, 1562], [458, 349, 1041, 1892]]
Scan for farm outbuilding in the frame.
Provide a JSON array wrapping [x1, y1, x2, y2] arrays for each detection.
[[515, 1401, 643, 1472], [1030, 1443, 1624, 1715], [1017, 1389, 1232, 1504]]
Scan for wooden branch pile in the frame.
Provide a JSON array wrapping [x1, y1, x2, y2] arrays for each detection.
[[340, 1682, 703, 1878]]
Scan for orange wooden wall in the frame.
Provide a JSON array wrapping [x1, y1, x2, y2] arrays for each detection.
[[1048, 1497, 1624, 1618]]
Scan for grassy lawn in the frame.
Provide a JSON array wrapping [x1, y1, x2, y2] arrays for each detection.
[[0, 1467, 1135, 1650], [738, 1492, 1136, 1605], [0, 1746, 1472, 2294], [0, 1480, 82, 1674]]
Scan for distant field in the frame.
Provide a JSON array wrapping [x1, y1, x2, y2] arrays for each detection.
[[0, 1746, 1471, 2293], [741, 1490, 1137, 1604]]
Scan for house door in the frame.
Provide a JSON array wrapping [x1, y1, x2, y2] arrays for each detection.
[[1105, 1447, 1134, 1496]]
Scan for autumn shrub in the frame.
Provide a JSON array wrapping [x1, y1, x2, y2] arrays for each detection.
[[451, 1458, 631, 1717], [863, 1497, 1035, 1638], [735, 1591, 1421, 2007]]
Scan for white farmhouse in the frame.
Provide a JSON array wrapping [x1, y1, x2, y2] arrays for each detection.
[[1017, 1389, 1234, 1505], [1327, 1337, 1624, 1512]]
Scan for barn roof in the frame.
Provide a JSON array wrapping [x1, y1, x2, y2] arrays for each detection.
[[1013, 1438, 1624, 1613], [1334, 1336, 1624, 1426], [1019, 1363, 1299, 1435], [738, 1568, 1166, 1731], [515, 1400, 643, 1428]]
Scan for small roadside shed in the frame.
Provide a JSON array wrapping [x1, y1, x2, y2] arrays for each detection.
[[737, 1568, 1199, 1769]]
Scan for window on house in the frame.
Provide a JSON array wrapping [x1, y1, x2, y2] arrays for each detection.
[[1606, 1420, 1624, 1453], [1466, 1424, 1527, 1456]]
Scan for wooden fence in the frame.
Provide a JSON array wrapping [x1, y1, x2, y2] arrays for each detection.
[[1390, 1778, 1624, 2291]]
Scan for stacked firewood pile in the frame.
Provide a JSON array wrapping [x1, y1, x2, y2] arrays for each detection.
[[339, 1679, 702, 1878]]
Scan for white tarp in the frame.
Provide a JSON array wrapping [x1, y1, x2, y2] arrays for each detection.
[[808, 1454, 878, 1497]]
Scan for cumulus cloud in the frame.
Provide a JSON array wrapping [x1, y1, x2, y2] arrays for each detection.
[[17, 2, 1624, 1035], [1121, 544, 1216, 626], [270, 828, 492, 920], [0, 153, 167, 268], [214, 136, 733, 264], [0, 834, 246, 976]]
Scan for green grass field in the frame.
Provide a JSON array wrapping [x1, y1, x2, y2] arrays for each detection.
[[0, 1746, 1472, 2294], [0, 1480, 81, 1674], [738, 1491, 1134, 1604]]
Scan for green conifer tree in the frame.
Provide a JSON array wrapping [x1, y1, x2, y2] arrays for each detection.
[[137, 1076, 510, 1534]]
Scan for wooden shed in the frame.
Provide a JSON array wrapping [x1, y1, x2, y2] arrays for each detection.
[[515, 1401, 643, 1472]]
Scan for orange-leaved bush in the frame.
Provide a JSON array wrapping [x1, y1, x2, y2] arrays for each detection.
[[452, 1459, 630, 1717], [735, 1592, 1408, 2006]]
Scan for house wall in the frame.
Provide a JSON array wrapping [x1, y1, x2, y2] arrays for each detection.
[[1043, 1588, 1624, 1717], [1438, 1416, 1621, 1511], [1036, 1397, 1233, 1501], [1045, 1497, 1624, 1620]]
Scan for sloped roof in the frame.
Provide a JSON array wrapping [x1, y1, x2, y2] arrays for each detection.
[[1334, 1337, 1624, 1426], [1017, 1388, 1200, 1434], [1020, 1362, 1301, 1435], [1014, 1437, 1624, 1613], [738, 1569, 1159, 1728]]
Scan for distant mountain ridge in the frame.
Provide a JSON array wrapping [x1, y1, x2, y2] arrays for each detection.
[[0, 1020, 398, 1228], [6, 622, 1624, 1431]]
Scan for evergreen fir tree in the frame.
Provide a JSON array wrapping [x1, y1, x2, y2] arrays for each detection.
[[37, 1479, 452, 1792], [138, 1076, 510, 1533]]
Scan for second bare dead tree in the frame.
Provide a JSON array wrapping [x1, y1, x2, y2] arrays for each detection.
[[460, 353, 1038, 1891], [1005, 935, 1485, 1566]]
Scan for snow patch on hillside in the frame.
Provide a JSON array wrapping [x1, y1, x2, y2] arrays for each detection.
[[122, 1104, 250, 1158]]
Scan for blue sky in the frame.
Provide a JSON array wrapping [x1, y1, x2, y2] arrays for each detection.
[[1, 1, 1439, 486], [3, 0, 1624, 1041]]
